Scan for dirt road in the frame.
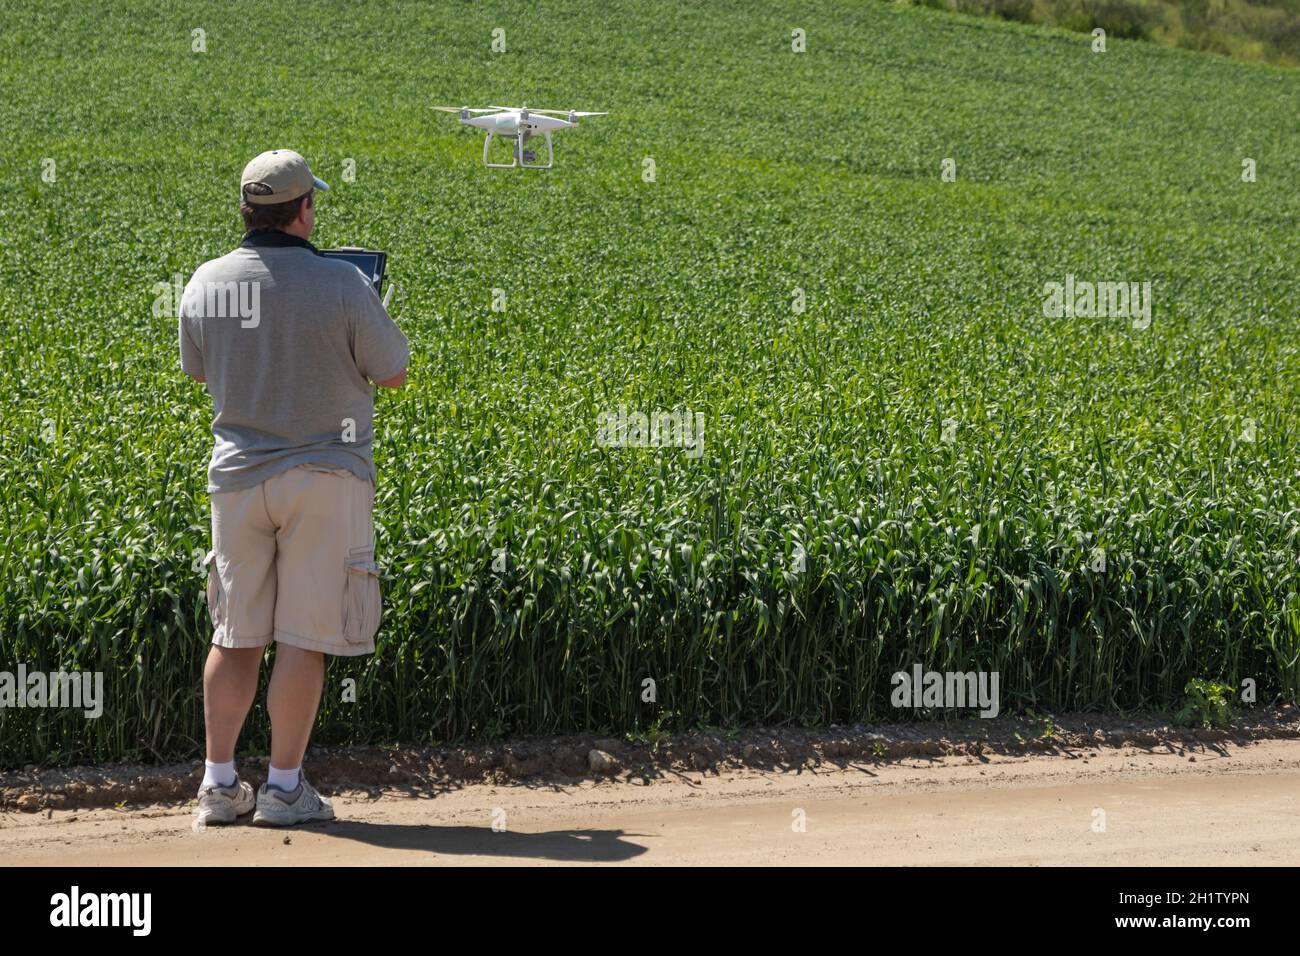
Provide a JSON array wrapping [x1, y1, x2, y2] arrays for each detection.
[[3, 739, 1297, 865]]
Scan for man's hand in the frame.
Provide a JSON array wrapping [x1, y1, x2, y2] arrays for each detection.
[[376, 368, 406, 389]]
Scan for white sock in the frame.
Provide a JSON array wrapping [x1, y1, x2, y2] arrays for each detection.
[[267, 765, 301, 792], [202, 759, 237, 789]]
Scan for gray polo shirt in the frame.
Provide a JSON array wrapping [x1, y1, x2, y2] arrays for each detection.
[[178, 231, 409, 494]]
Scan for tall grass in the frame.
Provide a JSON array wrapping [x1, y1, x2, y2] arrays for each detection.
[[1, 0, 1298, 765]]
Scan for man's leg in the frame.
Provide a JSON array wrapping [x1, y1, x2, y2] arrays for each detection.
[[197, 484, 276, 822], [203, 645, 264, 764], [266, 644, 325, 774], [252, 466, 376, 824]]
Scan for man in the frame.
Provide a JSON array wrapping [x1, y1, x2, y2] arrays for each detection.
[[179, 149, 408, 826]]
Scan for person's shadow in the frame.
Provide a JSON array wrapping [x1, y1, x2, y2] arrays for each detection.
[[311, 821, 649, 862]]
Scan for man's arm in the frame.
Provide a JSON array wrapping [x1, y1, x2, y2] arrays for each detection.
[[178, 293, 206, 383], [351, 277, 410, 389]]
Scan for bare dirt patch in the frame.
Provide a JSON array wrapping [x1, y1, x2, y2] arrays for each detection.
[[3, 738, 1299, 866], [2, 707, 1296, 813]]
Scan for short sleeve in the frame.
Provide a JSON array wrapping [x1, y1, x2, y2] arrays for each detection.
[[350, 271, 409, 383], [178, 279, 204, 377]]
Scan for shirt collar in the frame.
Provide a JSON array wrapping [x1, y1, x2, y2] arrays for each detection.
[[240, 230, 321, 254]]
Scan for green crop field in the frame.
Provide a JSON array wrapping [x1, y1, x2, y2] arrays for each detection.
[[1, 0, 1298, 766]]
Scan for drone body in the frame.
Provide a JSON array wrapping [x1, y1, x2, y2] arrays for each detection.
[[434, 105, 607, 169]]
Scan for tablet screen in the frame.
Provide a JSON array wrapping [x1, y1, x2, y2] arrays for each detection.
[[320, 249, 386, 294]]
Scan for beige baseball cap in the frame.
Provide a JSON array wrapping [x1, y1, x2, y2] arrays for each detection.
[[240, 149, 329, 205]]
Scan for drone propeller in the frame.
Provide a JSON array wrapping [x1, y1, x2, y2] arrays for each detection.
[[530, 109, 608, 117], [432, 106, 500, 114]]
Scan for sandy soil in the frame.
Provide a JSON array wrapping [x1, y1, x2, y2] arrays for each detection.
[[3, 739, 1297, 865]]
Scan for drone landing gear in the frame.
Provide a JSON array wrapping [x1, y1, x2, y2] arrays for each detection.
[[482, 131, 553, 170]]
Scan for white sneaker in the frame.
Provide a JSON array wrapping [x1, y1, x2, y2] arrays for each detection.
[[252, 775, 335, 826], [195, 776, 256, 826]]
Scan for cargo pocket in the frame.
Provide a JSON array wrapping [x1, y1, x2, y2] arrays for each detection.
[[202, 549, 224, 629], [343, 546, 382, 645]]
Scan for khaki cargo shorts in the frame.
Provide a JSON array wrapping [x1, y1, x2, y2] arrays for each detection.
[[203, 464, 381, 656]]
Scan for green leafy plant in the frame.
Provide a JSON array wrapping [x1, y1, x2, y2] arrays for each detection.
[[1175, 680, 1237, 729], [626, 711, 677, 752]]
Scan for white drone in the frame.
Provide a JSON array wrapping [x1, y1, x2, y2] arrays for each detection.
[[434, 105, 607, 169]]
